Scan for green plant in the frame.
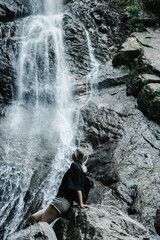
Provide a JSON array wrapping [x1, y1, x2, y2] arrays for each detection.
[[127, 5, 140, 31], [119, 65, 129, 72], [135, 23, 145, 31], [155, 88, 160, 95]]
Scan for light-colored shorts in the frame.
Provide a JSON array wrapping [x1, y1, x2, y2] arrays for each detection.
[[50, 197, 71, 215]]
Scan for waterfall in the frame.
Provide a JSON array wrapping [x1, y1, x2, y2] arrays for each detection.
[[85, 30, 100, 100], [0, 0, 76, 239]]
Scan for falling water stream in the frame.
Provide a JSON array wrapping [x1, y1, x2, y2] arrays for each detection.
[[0, 0, 75, 239], [0, 1, 99, 239]]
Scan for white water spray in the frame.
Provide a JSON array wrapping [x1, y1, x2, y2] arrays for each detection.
[[0, 0, 76, 238]]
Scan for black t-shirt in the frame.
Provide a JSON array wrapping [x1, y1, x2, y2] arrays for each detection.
[[56, 162, 84, 203]]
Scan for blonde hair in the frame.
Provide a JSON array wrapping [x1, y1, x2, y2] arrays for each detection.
[[74, 148, 88, 173]]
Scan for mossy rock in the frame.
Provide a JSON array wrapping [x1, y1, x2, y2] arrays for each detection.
[[127, 74, 160, 97], [142, 0, 160, 17], [138, 83, 160, 123], [112, 37, 142, 68]]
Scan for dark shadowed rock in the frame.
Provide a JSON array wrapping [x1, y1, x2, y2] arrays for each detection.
[[54, 205, 153, 240], [87, 144, 120, 186], [127, 74, 160, 97], [142, 0, 160, 17], [0, 0, 31, 22], [155, 209, 160, 236], [7, 222, 57, 240], [138, 83, 160, 123], [0, 19, 22, 114], [112, 36, 142, 68], [93, 63, 130, 90], [62, 14, 91, 78]]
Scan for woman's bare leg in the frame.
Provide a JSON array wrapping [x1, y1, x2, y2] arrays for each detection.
[[31, 208, 47, 225], [41, 205, 60, 224]]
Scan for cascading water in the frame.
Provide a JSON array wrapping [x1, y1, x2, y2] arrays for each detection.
[[85, 30, 100, 100], [0, 0, 77, 239]]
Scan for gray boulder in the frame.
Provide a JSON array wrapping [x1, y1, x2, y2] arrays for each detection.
[[54, 205, 153, 240], [132, 30, 160, 73], [112, 36, 142, 68], [77, 85, 160, 234], [127, 73, 160, 97], [138, 83, 160, 123], [7, 222, 57, 240]]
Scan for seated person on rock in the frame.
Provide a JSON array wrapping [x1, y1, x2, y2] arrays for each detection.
[[31, 148, 91, 224]]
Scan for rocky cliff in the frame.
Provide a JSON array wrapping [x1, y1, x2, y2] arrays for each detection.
[[1, 0, 160, 239]]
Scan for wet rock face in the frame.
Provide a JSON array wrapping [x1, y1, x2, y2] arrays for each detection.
[[0, 20, 20, 115], [54, 205, 152, 240], [65, 0, 129, 62], [0, 0, 31, 22], [62, 14, 91, 79]]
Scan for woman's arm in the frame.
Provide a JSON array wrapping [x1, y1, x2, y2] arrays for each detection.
[[76, 190, 91, 209]]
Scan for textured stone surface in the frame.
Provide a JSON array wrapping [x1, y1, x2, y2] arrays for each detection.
[[0, 0, 31, 21], [0, 20, 20, 115], [54, 205, 153, 240], [77, 86, 160, 236], [1, 0, 160, 239], [127, 73, 160, 97], [7, 222, 57, 240], [112, 36, 142, 67], [65, 0, 129, 62], [132, 30, 160, 73], [138, 83, 160, 123]]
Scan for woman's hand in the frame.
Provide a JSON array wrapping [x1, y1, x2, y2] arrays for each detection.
[[80, 204, 92, 209], [76, 191, 92, 209]]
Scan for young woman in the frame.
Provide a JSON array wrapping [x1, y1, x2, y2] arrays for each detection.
[[31, 148, 91, 224]]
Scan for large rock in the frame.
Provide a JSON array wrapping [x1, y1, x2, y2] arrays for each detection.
[[7, 222, 57, 240], [62, 13, 91, 101], [77, 86, 160, 235], [138, 83, 160, 123], [112, 29, 160, 124], [132, 30, 160, 73], [0, 0, 31, 22], [54, 205, 153, 240], [127, 73, 160, 97], [92, 63, 130, 90], [112, 36, 142, 68], [65, 0, 129, 62]]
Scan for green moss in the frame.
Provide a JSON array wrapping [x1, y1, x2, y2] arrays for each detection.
[[155, 88, 160, 95], [119, 65, 130, 72], [115, 0, 133, 12], [138, 87, 160, 123], [127, 6, 145, 32], [143, 80, 150, 85]]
